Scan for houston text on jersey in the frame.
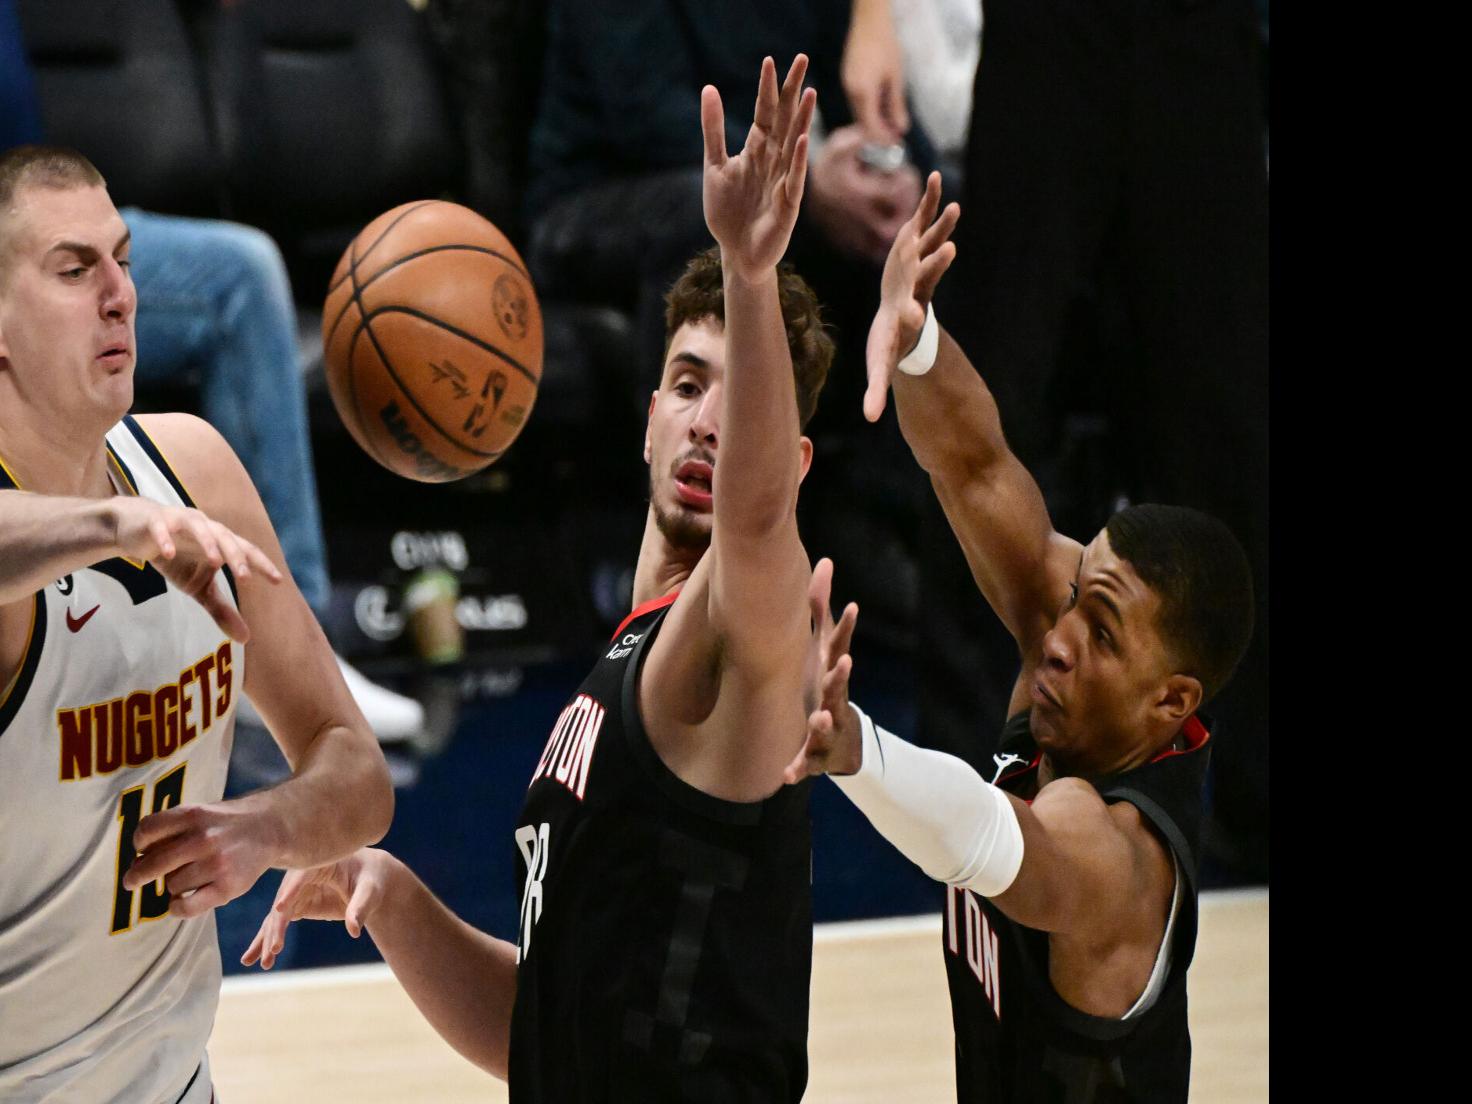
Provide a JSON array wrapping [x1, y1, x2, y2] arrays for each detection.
[[946, 885, 1002, 1021], [529, 692, 606, 800]]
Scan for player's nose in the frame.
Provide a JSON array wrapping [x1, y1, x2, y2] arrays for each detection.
[[688, 385, 720, 444], [99, 257, 135, 321], [1041, 622, 1075, 671]]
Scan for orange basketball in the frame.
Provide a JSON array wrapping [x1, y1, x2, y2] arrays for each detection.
[[321, 201, 543, 482]]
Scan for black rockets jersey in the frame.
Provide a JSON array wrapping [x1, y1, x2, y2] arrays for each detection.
[[943, 710, 1213, 1104], [510, 593, 813, 1103]]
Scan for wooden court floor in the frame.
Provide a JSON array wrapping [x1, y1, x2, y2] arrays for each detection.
[[211, 889, 1267, 1102]]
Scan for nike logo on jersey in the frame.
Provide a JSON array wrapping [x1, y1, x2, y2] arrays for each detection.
[[66, 604, 101, 633]]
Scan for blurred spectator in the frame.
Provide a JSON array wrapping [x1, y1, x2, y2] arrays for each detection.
[[1, 0, 423, 741], [524, 0, 937, 408], [892, 0, 982, 181], [924, 0, 1270, 880]]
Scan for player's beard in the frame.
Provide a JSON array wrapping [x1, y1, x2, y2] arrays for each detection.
[[650, 475, 712, 553]]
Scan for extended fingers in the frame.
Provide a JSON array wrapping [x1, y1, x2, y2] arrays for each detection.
[[775, 57, 812, 155], [701, 86, 727, 168], [917, 201, 961, 260], [829, 602, 859, 668], [821, 653, 853, 713], [915, 240, 958, 303], [751, 56, 779, 137]]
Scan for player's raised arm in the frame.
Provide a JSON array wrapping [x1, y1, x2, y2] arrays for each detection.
[[865, 175, 1083, 659], [118, 414, 393, 918], [701, 56, 816, 548], [701, 58, 818, 651]]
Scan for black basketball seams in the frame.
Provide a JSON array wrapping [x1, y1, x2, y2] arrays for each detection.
[[346, 316, 397, 473], [326, 200, 440, 297], [322, 244, 532, 351], [353, 308, 510, 461], [361, 305, 540, 388]]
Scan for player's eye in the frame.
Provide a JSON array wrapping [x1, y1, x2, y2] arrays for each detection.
[[674, 381, 700, 398], [1067, 581, 1078, 608]]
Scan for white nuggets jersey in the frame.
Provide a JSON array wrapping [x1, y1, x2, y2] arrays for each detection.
[[0, 416, 242, 1104]]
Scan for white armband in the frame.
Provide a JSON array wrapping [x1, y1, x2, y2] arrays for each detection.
[[896, 302, 939, 376], [831, 703, 1024, 897]]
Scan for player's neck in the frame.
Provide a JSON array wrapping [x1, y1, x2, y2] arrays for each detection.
[[1038, 726, 1180, 789], [0, 412, 114, 497], [631, 510, 702, 606]]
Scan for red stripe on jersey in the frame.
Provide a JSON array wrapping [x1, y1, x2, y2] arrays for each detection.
[[610, 591, 680, 642], [1150, 714, 1211, 763]]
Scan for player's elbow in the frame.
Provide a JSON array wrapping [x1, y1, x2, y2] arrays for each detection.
[[361, 755, 395, 845]]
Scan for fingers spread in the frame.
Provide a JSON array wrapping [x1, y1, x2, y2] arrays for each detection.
[[830, 602, 859, 665], [918, 201, 961, 259], [915, 241, 958, 303], [821, 653, 852, 712]]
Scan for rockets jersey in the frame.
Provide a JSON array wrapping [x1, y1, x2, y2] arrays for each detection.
[[942, 710, 1212, 1104], [0, 416, 242, 1104], [510, 593, 814, 1103]]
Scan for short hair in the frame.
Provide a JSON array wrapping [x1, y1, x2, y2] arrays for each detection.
[[663, 246, 834, 429], [0, 145, 105, 215], [0, 146, 106, 266], [1105, 503, 1255, 705]]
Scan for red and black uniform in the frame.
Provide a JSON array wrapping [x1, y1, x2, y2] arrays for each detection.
[[509, 594, 813, 1102], [943, 711, 1211, 1103]]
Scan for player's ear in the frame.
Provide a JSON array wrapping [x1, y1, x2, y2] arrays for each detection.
[[796, 436, 814, 484], [1152, 673, 1202, 727], [643, 392, 657, 464]]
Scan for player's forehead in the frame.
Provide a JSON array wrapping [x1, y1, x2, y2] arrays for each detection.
[[4, 182, 126, 260], [661, 316, 726, 384], [1079, 530, 1157, 621]]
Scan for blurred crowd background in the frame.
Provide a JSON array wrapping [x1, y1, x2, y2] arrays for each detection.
[[1, 0, 1268, 973]]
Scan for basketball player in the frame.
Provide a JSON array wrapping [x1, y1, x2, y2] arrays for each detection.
[[0, 145, 395, 1103], [784, 174, 1256, 1101], [245, 56, 832, 1100]]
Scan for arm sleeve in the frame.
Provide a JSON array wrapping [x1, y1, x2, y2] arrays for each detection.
[[831, 703, 1024, 897]]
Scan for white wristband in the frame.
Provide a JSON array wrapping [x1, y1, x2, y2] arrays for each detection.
[[833, 702, 1024, 898], [896, 302, 939, 376]]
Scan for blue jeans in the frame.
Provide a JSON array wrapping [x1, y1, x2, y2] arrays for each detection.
[[122, 209, 331, 616]]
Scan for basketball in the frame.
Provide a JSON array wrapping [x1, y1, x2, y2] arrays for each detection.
[[321, 201, 543, 482]]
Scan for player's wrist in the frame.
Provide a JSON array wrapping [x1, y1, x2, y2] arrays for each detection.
[[896, 302, 939, 376]]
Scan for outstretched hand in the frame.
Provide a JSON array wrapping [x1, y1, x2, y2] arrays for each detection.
[[785, 558, 861, 783], [863, 171, 961, 422], [241, 849, 396, 970], [701, 55, 818, 281]]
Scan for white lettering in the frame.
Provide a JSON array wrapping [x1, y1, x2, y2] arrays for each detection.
[[515, 822, 550, 963]]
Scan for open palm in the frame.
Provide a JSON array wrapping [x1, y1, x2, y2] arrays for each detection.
[[702, 55, 818, 281]]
